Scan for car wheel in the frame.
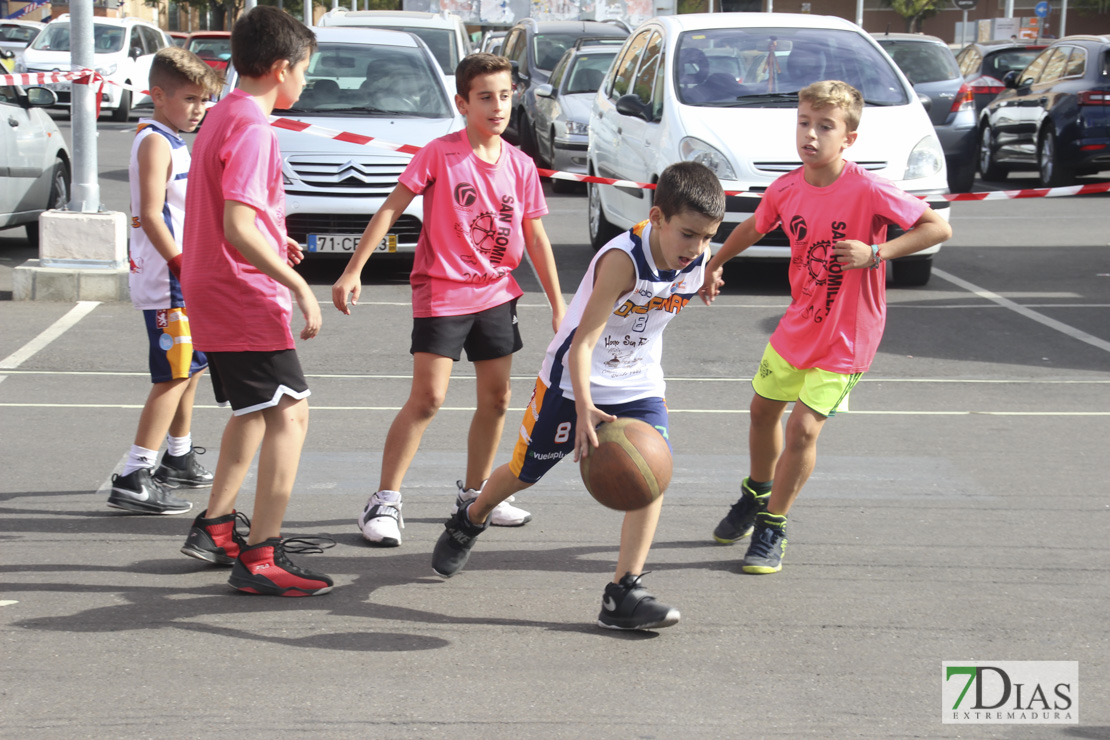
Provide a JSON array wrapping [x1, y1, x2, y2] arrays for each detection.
[[1038, 128, 1073, 188], [890, 257, 932, 287], [111, 89, 131, 122], [587, 173, 620, 250], [977, 124, 1007, 182], [518, 113, 537, 158], [26, 158, 71, 247], [947, 160, 976, 194]]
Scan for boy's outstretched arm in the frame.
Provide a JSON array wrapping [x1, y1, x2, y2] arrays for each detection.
[[831, 207, 952, 270], [135, 135, 182, 276], [224, 201, 321, 340], [331, 184, 417, 314], [567, 250, 636, 461], [699, 216, 765, 304], [522, 217, 566, 332]]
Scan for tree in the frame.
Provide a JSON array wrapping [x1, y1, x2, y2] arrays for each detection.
[[883, 0, 946, 32]]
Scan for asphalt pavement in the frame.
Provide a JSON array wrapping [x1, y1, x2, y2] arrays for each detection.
[[0, 116, 1108, 738]]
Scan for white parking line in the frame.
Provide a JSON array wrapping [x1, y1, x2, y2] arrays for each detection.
[[934, 268, 1110, 353], [0, 301, 101, 386]]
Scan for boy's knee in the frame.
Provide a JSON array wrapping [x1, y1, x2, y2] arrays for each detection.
[[480, 387, 512, 415], [409, 389, 446, 419]]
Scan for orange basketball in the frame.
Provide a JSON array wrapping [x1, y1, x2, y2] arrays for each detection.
[[579, 418, 672, 511]]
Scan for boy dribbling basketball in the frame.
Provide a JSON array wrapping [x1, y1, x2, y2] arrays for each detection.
[[430, 162, 724, 632], [701, 80, 952, 575]]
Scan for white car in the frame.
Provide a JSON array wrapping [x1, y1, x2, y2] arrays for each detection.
[[316, 10, 473, 93], [0, 83, 71, 244], [587, 13, 950, 286], [1, 20, 44, 72], [225, 27, 463, 257], [18, 14, 170, 122]]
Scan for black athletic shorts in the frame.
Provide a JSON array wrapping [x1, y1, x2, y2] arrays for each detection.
[[410, 298, 523, 362], [206, 349, 311, 416]]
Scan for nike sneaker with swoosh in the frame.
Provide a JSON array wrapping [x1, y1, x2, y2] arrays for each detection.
[[431, 500, 489, 578], [107, 467, 193, 515], [597, 573, 680, 631]]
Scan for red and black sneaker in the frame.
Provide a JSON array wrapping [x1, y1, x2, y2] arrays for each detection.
[[228, 537, 335, 597], [180, 509, 249, 566]]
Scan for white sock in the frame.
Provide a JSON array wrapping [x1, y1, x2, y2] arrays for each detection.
[[374, 490, 401, 502], [166, 434, 191, 458], [122, 445, 158, 476]]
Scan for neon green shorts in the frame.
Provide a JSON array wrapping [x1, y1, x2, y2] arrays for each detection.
[[751, 343, 862, 418]]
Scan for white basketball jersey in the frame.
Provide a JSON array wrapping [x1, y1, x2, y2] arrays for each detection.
[[538, 220, 707, 405], [128, 119, 189, 310]]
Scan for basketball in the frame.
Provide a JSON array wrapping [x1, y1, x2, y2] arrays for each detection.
[[579, 418, 672, 511]]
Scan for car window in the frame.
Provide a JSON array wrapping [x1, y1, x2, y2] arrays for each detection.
[[507, 29, 526, 67], [129, 27, 143, 54], [1, 24, 39, 45], [1101, 50, 1110, 78], [374, 27, 456, 74], [189, 36, 232, 62], [631, 32, 662, 104], [1063, 46, 1086, 78], [1038, 47, 1069, 84], [140, 26, 163, 53], [289, 41, 453, 118], [878, 40, 960, 83], [565, 51, 617, 94], [1019, 48, 1053, 85], [0, 84, 19, 105], [957, 47, 981, 77], [548, 52, 570, 90], [677, 27, 908, 107], [651, 48, 666, 120], [533, 33, 610, 72], [610, 30, 650, 99], [994, 48, 1046, 82], [31, 22, 122, 53]]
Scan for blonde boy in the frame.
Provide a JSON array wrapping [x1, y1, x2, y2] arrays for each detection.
[[701, 81, 952, 575]]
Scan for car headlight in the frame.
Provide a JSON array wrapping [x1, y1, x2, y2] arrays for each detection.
[[96, 64, 117, 76], [679, 137, 736, 180], [563, 120, 589, 136], [905, 135, 944, 180]]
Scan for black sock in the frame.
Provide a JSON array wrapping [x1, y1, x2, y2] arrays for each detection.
[[748, 479, 773, 495]]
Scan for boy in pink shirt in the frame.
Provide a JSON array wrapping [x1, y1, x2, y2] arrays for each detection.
[[178, 7, 333, 596], [333, 53, 565, 547], [700, 80, 951, 575]]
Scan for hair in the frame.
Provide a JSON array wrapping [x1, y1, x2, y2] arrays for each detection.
[[798, 80, 864, 132], [149, 46, 223, 96], [454, 52, 512, 100], [230, 6, 317, 80], [653, 161, 725, 223]]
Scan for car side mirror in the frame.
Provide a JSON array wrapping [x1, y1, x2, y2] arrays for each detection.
[[26, 86, 58, 107], [1003, 70, 1021, 88], [615, 93, 651, 122], [535, 83, 554, 98], [130, 45, 143, 59], [917, 92, 932, 112]]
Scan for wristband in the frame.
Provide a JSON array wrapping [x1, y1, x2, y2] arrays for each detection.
[[869, 244, 883, 270]]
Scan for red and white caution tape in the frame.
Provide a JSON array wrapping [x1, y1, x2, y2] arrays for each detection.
[[6, 70, 1109, 202]]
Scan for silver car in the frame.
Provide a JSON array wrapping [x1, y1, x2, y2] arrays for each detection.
[[532, 45, 618, 192], [0, 84, 71, 245]]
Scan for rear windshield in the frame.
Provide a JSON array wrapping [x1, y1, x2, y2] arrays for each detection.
[[984, 48, 1043, 79], [676, 27, 909, 107], [878, 40, 960, 83]]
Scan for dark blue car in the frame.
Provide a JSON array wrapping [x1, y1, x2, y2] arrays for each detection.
[[977, 34, 1110, 187]]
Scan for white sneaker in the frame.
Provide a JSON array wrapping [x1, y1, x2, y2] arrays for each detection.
[[358, 490, 403, 546], [452, 480, 532, 527]]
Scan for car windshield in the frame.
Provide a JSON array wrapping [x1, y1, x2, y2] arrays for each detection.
[[535, 34, 620, 72], [277, 41, 452, 118], [365, 26, 457, 74], [188, 36, 231, 62], [31, 22, 125, 53], [985, 48, 1044, 79], [676, 28, 909, 107], [564, 52, 617, 94], [878, 40, 960, 83], [1, 24, 40, 45]]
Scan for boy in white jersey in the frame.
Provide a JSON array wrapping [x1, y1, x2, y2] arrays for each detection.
[[107, 47, 222, 515], [431, 162, 724, 631]]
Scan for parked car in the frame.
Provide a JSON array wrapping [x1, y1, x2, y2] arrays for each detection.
[[532, 44, 619, 190], [977, 34, 1110, 187], [500, 19, 629, 155], [186, 31, 231, 74], [876, 32, 978, 192], [480, 30, 507, 54], [18, 14, 171, 121], [168, 31, 189, 48], [588, 13, 951, 286], [224, 27, 463, 256], [0, 20, 44, 72], [956, 40, 1047, 115], [316, 10, 473, 91], [0, 83, 71, 245]]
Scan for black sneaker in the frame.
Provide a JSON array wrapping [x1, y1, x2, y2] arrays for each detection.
[[742, 512, 788, 574], [181, 509, 250, 566], [431, 501, 489, 578], [228, 537, 336, 597], [107, 468, 193, 515], [597, 573, 680, 631], [154, 447, 215, 489], [712, 477, 770, 544]]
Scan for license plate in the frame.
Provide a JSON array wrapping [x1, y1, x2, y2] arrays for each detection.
[[306, 234, 396, 253]]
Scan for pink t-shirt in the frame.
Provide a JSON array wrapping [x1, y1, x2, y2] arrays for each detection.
[[399, 129, 547, 318], [754, 162, 928, 373], [180, 89, 293, 352]]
